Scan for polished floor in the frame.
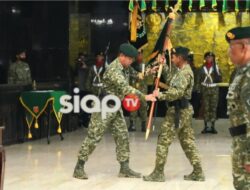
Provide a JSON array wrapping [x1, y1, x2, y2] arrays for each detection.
[[5, 118, 234, 190]]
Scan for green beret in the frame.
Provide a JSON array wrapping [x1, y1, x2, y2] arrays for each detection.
[[225, 26, 250, 43], [119, 43, 138, 58], [171, 46, 190, 60]]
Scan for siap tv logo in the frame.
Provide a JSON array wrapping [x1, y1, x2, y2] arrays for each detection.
[[59, 88, 141, 119]]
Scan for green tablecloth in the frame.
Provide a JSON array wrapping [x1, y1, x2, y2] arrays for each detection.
[[20, 90, 66, 138]]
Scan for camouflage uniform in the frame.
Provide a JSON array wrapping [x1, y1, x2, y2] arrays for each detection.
[[227, 62, 250, 190], [197, 63, 222, 133], [8, 60, 32, 85], [144, 63, 205, 182], [129, 62, 148, 131], [73, 58, 145, 179]]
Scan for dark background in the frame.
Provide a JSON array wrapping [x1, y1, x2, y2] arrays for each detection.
[[0, 1, 248, 84]]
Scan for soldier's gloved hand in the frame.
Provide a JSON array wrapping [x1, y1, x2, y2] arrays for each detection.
[[145, 94, 156, 102]]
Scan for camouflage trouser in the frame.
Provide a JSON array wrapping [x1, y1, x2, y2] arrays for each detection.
[[77, 108, 130, 162], [232, 135, 250, 190], [130, 99, 147, 122], [155, 106, 202, 167], [202, 86, 219, 122]]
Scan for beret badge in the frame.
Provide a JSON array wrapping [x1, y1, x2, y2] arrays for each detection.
[[227, 32, 235, 40]]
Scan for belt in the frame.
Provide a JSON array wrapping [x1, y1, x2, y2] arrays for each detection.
[[229, 124, 247, 137], [168, 99, 189, 109], [168, 98, 189, 129]]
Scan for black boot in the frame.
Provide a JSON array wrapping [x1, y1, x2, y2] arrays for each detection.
[[141, 121, 146, 132], [210, 121, 218, 134], [128, 120, 136, 132], [201, 121, 210, 134]]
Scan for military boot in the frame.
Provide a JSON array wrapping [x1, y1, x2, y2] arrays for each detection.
[[143, 164, 165, 182], [141, 121, 146, 132], [210, 121, 218, 134], [73, 159, 88, 179], [184, 164, 205, 181], [201, 121, 210, 134], [128, 120, 136, 132], [118, 160, 141, 178]]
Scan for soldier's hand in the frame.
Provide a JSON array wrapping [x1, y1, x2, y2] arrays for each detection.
[[244, 164, 250, 173], [153, 89, 159, 97], [157, 54, 166, 65], [169, 12, 176, 20], [150, 65, 159, 74], [145, 94, 156, 102]]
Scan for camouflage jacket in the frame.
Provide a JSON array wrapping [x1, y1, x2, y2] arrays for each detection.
[[102, 58, 145, 100], [227, 62, 250, 128], [8, 61, 32, 85], [158, 63, 194, 101], [129, 62, 148, 93], [227, 62, 250, 164]]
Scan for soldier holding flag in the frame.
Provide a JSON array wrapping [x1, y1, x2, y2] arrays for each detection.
[[143, 47, 205, 182]]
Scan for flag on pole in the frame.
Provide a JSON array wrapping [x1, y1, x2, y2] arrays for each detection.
[[129, 2, 148, 50]]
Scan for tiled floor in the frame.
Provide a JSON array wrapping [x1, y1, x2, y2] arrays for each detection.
[[4, 118, 235, 190]]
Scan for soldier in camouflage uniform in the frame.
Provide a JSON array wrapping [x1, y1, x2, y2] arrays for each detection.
[[8, 50, 32, 85], [196, 52, 222, 134], [129, 50, 148, 132], [143, 47, 205, 182], [225, 26, 250, 190], [73, 43, 156, 180], [88, 52, 105, 97]]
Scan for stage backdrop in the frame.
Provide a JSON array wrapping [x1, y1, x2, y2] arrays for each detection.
[[143, 12, 250, 82]]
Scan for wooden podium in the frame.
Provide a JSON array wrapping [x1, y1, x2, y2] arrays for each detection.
[[0, 126, 5, 190]]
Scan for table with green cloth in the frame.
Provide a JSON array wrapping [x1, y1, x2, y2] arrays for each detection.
[[19, 90, 66, 143]]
